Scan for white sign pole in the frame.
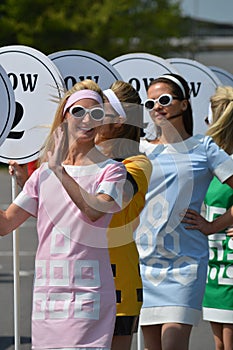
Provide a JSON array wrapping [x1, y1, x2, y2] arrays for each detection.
[[137, 325, 144, 350], [11, 176, 20, 350]]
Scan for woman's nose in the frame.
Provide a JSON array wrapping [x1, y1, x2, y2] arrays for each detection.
[[82, 112, 92, 122], [153, 100, 161, 109]]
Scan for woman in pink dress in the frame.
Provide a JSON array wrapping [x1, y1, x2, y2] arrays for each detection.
[[0, 80, 127, 350]]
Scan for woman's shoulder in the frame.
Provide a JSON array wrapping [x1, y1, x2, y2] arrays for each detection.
[[122, 154, 152, 175], [100, 158, 127, 176], [193, 134, 217, 145], [185, 134, 214, 150], [139, 138, 158, 153], [102, 158, 126, 168], [194, 134, 224, 152], [122, 153, 150, 163]]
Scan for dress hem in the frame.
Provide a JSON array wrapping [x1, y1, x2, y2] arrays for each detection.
[[203, 307, 233, 323], [139, 306, 201, 326]]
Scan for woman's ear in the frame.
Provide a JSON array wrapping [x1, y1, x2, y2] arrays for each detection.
[[114, 115, 126, 126], [181, 99, 188, 112], [113, 115, 125, 129]]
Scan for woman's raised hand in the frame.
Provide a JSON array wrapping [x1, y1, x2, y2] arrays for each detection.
[[47, 126, 65, 174]]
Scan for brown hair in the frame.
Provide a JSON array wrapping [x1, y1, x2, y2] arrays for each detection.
[[98, 80, 143, 158], [148, 73, 193, 136]]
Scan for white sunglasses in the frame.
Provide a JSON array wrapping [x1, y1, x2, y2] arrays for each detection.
[[144, 94, 180, 110], [69, 105, 105, 121]]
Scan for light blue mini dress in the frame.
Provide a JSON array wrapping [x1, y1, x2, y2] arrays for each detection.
[[136, 135, 233, 326]]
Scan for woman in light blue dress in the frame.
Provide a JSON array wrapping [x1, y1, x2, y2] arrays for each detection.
[[135, 74, 233, 350]]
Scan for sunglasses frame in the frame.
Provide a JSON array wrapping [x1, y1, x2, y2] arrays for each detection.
[[69, 105, 105, 121], [144, 94, 179, 110]]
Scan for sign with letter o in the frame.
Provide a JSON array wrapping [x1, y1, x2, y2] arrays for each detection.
[[0, 64, 15, 147], [0, 45, 65, 164], [48, 49, 122, 91], [110, 53, 179, 139], [209, 66, 233, 87], [167, 58, 221, 135]]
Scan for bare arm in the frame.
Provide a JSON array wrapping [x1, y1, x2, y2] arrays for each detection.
[[182, 208, 233, 236], [182, 174, 233, 235], [0, 203, 31, 236], [48, 127, 124, 222], [53, 166, 119, 221], [224, 174, 233, 188]]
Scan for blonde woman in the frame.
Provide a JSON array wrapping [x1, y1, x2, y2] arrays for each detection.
[[5, 80, 127, 350]]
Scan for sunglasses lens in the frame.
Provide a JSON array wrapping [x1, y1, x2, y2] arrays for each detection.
[[159, 95, 172, 106], [145, 100, 155, 111], [70, 106, 85, 118], [91, 108, 105, 121], [70, 106, 104, 121]]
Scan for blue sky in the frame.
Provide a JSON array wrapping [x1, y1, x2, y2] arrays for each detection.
[[181, 0, 233, 24]]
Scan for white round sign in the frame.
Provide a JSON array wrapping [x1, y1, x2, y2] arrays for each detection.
[[110, 53, 179, 139], [48, 50, 122, 91], [0, 45, 65, 164], [167, 58, 221, 135], [209, 66, 233, 87], [0, 64, 15, 147]]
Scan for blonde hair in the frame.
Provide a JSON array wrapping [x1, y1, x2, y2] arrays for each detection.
[[206, 86, 233, 154], [39, 79, 104, 164]]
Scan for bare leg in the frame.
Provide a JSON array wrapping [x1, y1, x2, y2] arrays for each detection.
[[161, 323, 192, 350], [142, 323, 192, 350], [111, 335, 133, 350], [141, 324, 162, 350], [211, 322, 224, 350], [223, 324, 233, 350]]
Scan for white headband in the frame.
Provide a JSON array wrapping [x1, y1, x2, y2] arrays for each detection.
[[103, 89, 126, 118], [207, 102, 213, 125], [160, 75, 186, 98]]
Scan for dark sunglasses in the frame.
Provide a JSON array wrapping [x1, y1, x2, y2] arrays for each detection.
[[69, 105, 105, 121], [144, 94, 180, 110]]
